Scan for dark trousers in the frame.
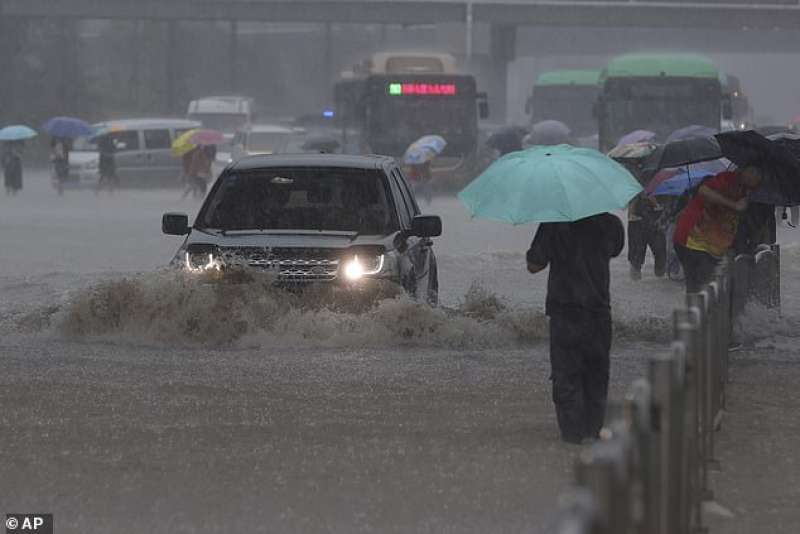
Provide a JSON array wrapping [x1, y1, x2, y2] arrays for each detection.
[[628, 220, 666, 276], [674, 244, 720, 294], [549, 310, 612, 443]]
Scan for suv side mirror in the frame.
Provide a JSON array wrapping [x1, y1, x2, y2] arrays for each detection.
[[162, 212, 190, 235], [477, 92, 490, 119], [410, 215, 442, 238]]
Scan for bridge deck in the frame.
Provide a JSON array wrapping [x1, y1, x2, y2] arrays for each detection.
[[2, 0, 800, 29]]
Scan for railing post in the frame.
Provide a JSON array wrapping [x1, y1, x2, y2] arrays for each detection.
[[625, 379, 656, 534], [576, 440, 630, 534]]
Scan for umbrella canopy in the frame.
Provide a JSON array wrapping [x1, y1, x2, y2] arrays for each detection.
[[172, 129, 200, 157], [641, 136, 723, 176], [458, 145, 642, 225], [717, 130, 800, 206], [409, 135, 447, 155], [617, 130, 656, 147], [645, 158, 730, 195], [171, 129, 223, 157], [666, 125, 717, 142], [89, 122, 127, 140], [0, 125, 37, 141], [607, 142, 658, 161], [524, 120, 572, 147], [404, 145, 437, 165], [42, 116, 93, 138], [651, 160, 730, 197], [487, 126, 526, 156]]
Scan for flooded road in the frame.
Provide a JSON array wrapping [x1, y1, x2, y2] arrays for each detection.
[[1, 172, 799, 532]]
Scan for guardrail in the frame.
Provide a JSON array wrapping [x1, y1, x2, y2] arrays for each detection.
[[551, 244, 780, 534]]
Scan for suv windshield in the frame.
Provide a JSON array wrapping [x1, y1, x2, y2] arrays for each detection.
[[198, 167, 398, 235]]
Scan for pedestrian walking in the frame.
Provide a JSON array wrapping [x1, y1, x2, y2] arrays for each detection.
[[407, 160, 433, 205], [627, 194, 667, 280], [673, 166, 763, 293], [51, 137, 71, 196], [96, 136, 119, 193], [526, 213, 625, 444], [2, 140, 24, 195], [182, 145, 213, 199]]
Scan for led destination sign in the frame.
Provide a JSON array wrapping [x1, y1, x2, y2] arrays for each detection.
[[388, 83, 458, 96]]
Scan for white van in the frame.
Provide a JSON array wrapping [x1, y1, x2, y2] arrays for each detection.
[[70, 118, 201, 188], [186, 96, 253, 137]]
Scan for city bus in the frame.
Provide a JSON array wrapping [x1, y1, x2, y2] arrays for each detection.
[[333, 52, 488, 164], [596, 53, 722, 151], [526, 70, 600, 138]]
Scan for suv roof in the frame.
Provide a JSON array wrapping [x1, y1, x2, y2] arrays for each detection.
[[230, 154, 395, 172]]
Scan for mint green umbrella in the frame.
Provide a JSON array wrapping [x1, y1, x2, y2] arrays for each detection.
[[458, 145, 642, 224]]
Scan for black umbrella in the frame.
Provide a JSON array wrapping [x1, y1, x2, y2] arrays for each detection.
[[487, 125, 527, 156], [640, 135, 723, 176], [718, 130, 800, 206]]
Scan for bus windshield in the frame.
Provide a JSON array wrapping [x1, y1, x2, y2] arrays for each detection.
[[531, 86, 599, 137], [601, 78, 720, 143]]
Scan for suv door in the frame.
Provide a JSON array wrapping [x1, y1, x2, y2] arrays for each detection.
[[390, 167, 436, 302], [142, 129, 176, 186]]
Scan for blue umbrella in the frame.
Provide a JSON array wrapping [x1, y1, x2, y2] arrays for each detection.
[[410, 135, 447, 155], [0, 125, 37, 141], [458, 145, 642, 224], [42, 116, 94, 138], [404, 145, 436, 165], [653, 160, 730, 196]]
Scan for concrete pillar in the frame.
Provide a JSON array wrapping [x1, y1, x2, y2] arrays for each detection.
[[0, 14, 19, 122], [165, 20, 177, 114], [229, 20, 239, 92], [58, 18, 80, 115], [323, 22, 333, 105], [489, 24, 516, 123]]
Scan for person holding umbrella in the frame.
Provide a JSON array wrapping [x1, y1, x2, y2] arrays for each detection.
[[0, 125, 37, 195], [404, 135, 446, 205], [2, 141, 24, 195], [172, 129, 224, 199], [43, 117, 93, 195], [673, 166, 763, 293], [460, 146, 638, 444]]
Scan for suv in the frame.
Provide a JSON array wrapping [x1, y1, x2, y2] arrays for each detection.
[[162, 154, 442, 304]]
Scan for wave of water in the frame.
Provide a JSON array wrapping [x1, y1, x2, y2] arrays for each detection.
[[7, 270, 679, 349]]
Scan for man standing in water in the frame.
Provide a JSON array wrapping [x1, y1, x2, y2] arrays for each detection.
[[673, 166, 763, 293], [526, 213, 625, 444]]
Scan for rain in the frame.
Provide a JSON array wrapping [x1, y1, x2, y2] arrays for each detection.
[[1, 2, 800, 533]]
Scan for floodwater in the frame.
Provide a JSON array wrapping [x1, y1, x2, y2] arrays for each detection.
[[1, 172, 799, 533]]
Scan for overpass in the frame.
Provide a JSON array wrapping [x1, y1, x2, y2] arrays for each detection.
[[3, 0, 800, 29], [1, 0, 799, 122]]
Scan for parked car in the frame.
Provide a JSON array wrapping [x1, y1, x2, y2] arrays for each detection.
[[162, 154, 441, 304], [230, 124, 306, 161], [69, 118, 201, 188]]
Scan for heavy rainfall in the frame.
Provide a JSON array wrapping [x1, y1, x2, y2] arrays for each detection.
[[1, 1, 800, 533]]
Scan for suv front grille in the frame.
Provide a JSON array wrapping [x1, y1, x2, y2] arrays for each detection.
[[219, 247, 340, 281]]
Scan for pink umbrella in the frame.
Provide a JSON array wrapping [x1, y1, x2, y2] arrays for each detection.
[[190, 129, 225, 146], [617, 129, 656, 147]]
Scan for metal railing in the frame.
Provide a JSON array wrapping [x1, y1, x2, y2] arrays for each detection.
[[551, 244, 780, 534]]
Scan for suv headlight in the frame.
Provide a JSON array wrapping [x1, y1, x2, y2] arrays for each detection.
[[184, 245, 222, 273], [342, 254, 385, 281]]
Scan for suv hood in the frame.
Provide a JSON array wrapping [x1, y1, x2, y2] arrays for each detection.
[[186, 228, 396, 251]]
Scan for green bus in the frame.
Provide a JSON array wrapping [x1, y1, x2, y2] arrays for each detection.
[[596, 53, 722, 151], [527, 69, 600, 138]]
